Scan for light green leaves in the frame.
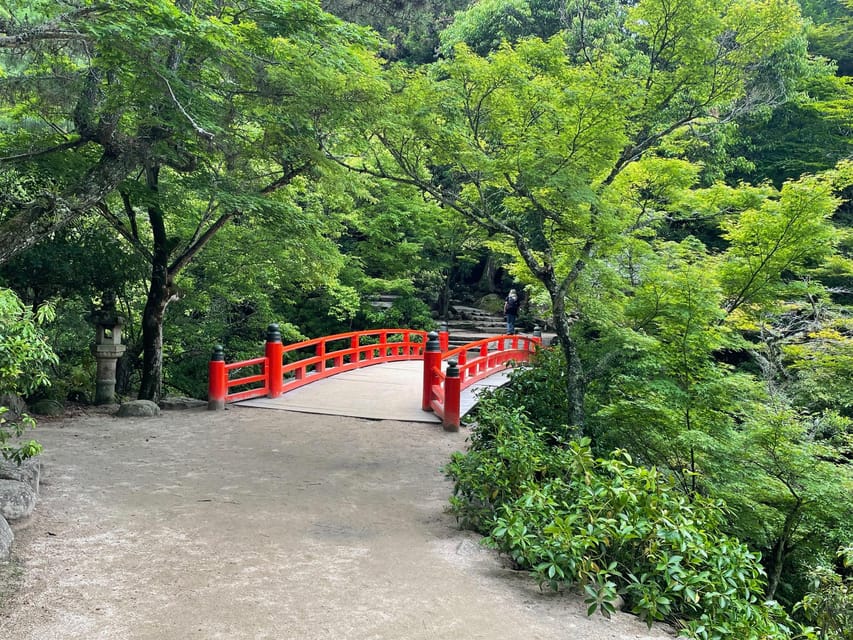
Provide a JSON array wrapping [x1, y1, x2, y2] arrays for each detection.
[[0, 288, 56, 463], [718, 172, 842, 314]]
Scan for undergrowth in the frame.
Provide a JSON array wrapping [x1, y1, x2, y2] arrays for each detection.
[[445, 396, 802, 639]]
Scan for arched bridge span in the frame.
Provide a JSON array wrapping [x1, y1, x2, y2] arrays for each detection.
[[207, 325, 542, 430]]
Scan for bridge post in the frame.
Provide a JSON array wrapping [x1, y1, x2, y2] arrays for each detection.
[[265, 324, 284, 398], [439, 322, 449, 352], [422, 332, 441, 411], [443, 359, 461, 431], [533, 325, 542, 346], [207, 345, 226, 410]]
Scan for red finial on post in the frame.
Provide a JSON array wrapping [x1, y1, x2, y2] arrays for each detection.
[[265, 324, 284, 398], [422, 332, 441, 411], [208, 345, 226, 410], [443, 359, 461, 431]]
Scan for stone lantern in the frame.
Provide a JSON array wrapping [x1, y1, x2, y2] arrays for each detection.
[[89, 311, 127, 405]]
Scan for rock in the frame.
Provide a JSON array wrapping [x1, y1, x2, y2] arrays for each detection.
[[0, 515, 12, 561], [0, 457, 41, 494], [0, 479, 37, 521], [477, 293, 505, 314], [0, 394, 27, 419], [29, 398, 64, 417], [116, 400, 161, 417], [158, 397, 206, 411]]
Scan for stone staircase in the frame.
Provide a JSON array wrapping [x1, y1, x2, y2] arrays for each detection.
[[443, 304, 508, 348]]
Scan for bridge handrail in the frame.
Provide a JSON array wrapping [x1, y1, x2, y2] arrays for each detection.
[[208, 323, 543, 431], [443, 334, 540, 390], [423, 332, 541, 431], [278, 328, 427, 396], [207, 326, 427, 408]]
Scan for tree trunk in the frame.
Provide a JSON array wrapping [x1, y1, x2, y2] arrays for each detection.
[[138, 167, 175, 402], [138, 262, 171, 402], [766, 500, 801, 600], [438, 269, 452, 320], [544, 273, 586, 431], [478, 253, 499, 293]]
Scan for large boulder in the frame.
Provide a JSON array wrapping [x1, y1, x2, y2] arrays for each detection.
[[29, 397, 64, 416], [116, 400, 161, 418], [0, 515, 12, 561], [477, 293, 505, 315], [0, 479, 37, 521], [0, 457, 41, 494], [0, 393, 26, 419]]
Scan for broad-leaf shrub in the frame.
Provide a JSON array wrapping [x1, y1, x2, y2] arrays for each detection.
[[477, 347, 575, 444], [446, 402, 798, 639], [0, 288, 57, 463], [795, 546, 853, 640]]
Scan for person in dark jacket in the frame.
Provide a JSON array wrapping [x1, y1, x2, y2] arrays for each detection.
[[504, 289, 520, 334]]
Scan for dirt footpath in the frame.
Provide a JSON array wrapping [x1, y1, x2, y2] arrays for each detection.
[[0, 407, 674, 640]]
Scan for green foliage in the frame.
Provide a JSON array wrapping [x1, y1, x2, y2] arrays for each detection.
[[801, 0, 853, 76], [367, 296, 435, 331], [795, 547, 853, 640], [440, 0, 540, 56], [466, 347, 574, 443], [783, 318, 853, 415], [709, 404, 853, 605], [0, 288, 57, 463], [322, 0, 471, 64], [0, 288, 57, 398], [447, 406, 797, 637]]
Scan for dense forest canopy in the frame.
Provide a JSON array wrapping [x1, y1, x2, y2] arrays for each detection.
[[1, 1, 852, 637]]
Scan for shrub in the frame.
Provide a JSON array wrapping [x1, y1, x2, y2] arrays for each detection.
[[446, 402, 799, 639], [469, 347, 575, 444], [795, 547, 853, 640], [0, 288, 58, 463]]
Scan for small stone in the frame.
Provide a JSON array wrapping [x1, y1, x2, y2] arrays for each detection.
[[116, 400, 161, 417], [0, 479, 37, 521], [158, 397, 206, 411], [0, 457, 41, 494], [0, 515, 12, 561]]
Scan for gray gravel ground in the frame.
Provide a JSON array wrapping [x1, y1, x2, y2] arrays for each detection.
[[0, 406, 675, 640]]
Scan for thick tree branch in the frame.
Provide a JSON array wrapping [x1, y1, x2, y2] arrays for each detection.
[[0, 138, 85, 163], [95, 201, 153, 262], [260, 162, 311, 194], [168, 211, 235, 275], [0, 148, 139, 264], [0, 4, 103, 48]]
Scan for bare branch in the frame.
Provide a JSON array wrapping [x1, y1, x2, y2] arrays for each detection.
[[0, 5, 105, 48], [154, 71, 215, 141], [0, 138, 85, 163]]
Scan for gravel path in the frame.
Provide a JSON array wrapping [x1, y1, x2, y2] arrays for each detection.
[[0, 406, 674, 640]]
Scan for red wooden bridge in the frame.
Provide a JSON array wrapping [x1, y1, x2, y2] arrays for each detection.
[[207, 325, 542, 430]]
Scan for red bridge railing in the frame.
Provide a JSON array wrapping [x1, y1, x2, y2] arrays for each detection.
[[421, 331, 541, 430], [208, 325, 427, 409], [208, 323, 541, 431]]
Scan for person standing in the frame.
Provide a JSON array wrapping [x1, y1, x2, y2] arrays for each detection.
[[504, 288, 520, 334]]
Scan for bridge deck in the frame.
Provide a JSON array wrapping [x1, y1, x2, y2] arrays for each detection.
[[236, 360, 511, 423]]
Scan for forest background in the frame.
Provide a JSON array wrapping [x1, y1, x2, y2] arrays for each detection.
[[0, 1, 852, 638]]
